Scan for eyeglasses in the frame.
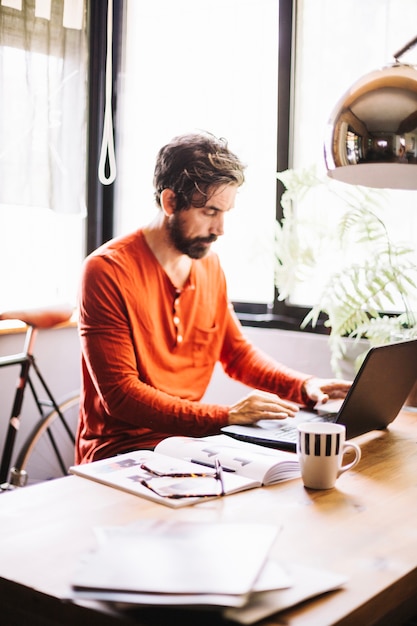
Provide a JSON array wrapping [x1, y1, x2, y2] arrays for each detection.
[[139, 458, 225, 500]]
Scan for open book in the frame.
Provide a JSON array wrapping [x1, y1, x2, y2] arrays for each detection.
[[69, 434, 300, 508]]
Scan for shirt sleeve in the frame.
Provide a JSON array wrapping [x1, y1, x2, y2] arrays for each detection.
[[219, 305, 311, 405]]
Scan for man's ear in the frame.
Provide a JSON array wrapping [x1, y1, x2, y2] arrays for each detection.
[[160, 189, 177, 216]]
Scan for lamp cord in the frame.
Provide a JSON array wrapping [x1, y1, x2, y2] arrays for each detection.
[[98, 0, 117, 186]]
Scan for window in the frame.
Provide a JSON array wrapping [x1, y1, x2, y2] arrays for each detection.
[[0, 1, 87, 310], [288, 0, 417, 312], [115, 0, 280, 305], [3, 1, 415, 320], [117, 0, 417, 327]]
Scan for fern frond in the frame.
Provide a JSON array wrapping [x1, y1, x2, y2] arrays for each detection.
[[304, 252, 417, 339], [275, 166, 417, 375]]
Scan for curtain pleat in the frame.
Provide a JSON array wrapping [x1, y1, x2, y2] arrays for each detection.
[[0, 0, 88, 214]]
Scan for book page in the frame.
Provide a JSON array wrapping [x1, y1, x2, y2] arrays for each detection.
[[70, 448, 259, 508], [224, 563, 347, 624], [155, 435, 300, 485], [71, 559, 293, 609]]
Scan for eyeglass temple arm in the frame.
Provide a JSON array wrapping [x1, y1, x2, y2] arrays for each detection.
[[393, 35, 417, 62]]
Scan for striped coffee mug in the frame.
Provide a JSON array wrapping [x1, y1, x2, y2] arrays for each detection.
[[297, 422, 361, 490]]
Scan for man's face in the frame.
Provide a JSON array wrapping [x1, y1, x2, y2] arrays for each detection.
[[167, 184, 237, 259]]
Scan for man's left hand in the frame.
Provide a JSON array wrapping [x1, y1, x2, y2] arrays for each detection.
[[303, 377, 352, 405]]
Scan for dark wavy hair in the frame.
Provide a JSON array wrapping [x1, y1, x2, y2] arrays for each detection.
[[153, 132, 246, 211]]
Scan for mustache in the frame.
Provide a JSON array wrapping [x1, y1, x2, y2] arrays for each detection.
[[195, 234, 218, 245]]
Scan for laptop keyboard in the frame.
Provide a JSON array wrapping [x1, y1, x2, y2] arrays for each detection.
[[257, 413, 337, 443], [222, 410, 339, 449]]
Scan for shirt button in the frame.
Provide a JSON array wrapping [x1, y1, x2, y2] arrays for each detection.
[[177, 334, 183, 344], [173, 316, 180, 325]]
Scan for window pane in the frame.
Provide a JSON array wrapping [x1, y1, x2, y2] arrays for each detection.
[[0, 3, 87, 310], [116, 0, 279, 304], [290, 0, 417, 309], [0, 205, 85, 309]]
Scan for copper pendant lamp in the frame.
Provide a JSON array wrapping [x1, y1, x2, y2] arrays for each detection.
[[324, 36, 417, 190]]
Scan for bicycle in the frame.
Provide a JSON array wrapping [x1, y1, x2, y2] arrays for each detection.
[[0, 305, 80, 490]]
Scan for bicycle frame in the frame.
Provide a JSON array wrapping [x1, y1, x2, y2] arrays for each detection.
[[0, 326, 74, 485]]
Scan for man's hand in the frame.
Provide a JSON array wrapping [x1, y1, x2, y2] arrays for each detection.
[[228, 390, 299, 425], [302, 377, 352, 405], [227, 378, 352, 426]]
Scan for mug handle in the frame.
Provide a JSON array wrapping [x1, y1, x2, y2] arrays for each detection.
[[337, 442, 361, 477]]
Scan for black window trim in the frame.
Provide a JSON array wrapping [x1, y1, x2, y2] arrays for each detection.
[[233, 0, 325, 334], [86, 0, 123, 255]]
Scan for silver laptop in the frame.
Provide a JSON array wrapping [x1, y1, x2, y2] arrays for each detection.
[[222, 339, 417, 452]]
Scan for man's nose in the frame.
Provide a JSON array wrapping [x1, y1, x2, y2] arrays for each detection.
[[210, 213, 225, 236]]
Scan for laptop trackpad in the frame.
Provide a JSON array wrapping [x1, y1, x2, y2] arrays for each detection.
[[314, 399, 343, 415]]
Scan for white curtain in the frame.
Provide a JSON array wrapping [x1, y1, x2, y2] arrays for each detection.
[[0, 0, 88, 214]]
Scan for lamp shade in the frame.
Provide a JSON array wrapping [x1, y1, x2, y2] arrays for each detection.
[[324, 63, 417, 189]]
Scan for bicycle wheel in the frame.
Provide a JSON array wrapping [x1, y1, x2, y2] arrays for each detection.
[[11, 393, 80, 487]]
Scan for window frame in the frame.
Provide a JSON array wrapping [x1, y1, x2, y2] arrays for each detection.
[[86, 0, 123, 255], [231, 0, 323, 333]]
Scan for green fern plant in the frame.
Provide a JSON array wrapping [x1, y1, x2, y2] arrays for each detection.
[[275, 167, 417, 374]]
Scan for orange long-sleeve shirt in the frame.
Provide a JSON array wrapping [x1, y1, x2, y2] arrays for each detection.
[[76, 229, 310, 463]]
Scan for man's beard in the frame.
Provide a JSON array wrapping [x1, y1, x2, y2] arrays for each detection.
[[167, 214, 217, 259]]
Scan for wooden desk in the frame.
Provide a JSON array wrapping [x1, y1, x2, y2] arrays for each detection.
[[1, 411, 417, 626]]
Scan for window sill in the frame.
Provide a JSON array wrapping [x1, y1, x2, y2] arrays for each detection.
[[232, 300, 330, 334]]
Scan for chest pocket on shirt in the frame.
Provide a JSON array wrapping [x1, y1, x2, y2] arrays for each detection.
[[192, 324, 221, 367]]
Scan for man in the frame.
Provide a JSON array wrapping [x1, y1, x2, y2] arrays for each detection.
[[76, 132, 350, 464]]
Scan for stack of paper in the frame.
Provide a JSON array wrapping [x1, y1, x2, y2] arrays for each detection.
[[70, 520, 347, 623], [71, 520, 280, 608]]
